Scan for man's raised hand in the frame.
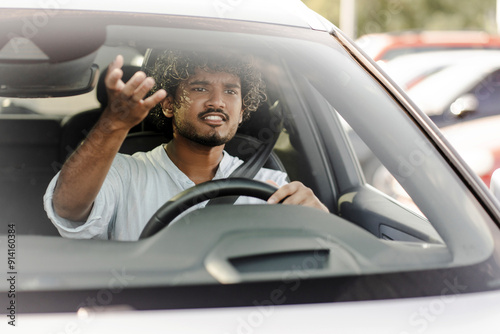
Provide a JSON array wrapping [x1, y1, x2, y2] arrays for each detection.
[[102, 55, 166, 132]]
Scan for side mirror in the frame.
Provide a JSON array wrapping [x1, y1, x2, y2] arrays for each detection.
[[449, 94, 478, 118], [491, 169, 500, 201]]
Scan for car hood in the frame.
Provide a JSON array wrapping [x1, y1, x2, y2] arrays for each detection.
[[10, 289, 500, 333]]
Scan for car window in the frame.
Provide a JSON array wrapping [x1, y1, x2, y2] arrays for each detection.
[[0, 13, 499, 302]]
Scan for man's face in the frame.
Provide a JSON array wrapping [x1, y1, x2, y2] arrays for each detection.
[[163, 68, 244, 147]]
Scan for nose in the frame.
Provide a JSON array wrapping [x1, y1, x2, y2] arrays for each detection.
[[206, 88, 225, 110]]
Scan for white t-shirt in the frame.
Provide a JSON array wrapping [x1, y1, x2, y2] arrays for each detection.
[[44, 145, 288, 241]]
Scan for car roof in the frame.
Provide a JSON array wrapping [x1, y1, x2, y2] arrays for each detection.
[[0, 0, 335, 32]]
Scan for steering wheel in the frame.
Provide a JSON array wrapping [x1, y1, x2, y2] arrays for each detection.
[[139, 178, 278, 239]]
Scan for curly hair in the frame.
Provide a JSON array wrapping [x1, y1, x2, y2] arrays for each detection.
[[145, 49, 267, 140]]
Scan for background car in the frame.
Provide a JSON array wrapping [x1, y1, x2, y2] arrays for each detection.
[[407, 55, 500, 127], [380, 49, 500, 90], [369, 114, 500, 205], [408, 55, 500, 185], [356, 30, 500, 62], [2, 1, 500, 333], [366, 53, 500, 191], [440, 114, 500, 186]]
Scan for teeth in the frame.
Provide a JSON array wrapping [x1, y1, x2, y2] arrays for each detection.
[[204, 115, 223, 121]]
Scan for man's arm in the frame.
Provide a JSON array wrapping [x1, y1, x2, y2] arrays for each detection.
[[52, 55, 166, 222]]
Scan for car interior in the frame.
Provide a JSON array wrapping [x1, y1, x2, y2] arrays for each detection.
[[0, 25, 340, 237], [0, 49, 296, 237]]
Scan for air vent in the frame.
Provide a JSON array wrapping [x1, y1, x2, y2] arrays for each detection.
[[229, 249, 329, 273]]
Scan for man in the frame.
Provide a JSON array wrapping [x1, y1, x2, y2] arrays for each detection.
[[44, 50, 328, 241]]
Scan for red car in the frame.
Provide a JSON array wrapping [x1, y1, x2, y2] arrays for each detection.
[[356, 30, 500, 62], [440, 115, 500, 186]]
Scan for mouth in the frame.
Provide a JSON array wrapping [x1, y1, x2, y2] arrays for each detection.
[[202, 114, 225, 121], [199, 110, 228, 126]]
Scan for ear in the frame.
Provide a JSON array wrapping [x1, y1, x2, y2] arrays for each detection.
[[161, 95, 175, 118], [239, 108, 245, 124]]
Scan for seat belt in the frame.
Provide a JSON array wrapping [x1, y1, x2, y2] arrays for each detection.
[[205, 129, 282, 206]]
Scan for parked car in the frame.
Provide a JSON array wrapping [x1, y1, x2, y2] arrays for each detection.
[[380, 49, 500, 90], [356, 30, 500, 62], [407, 56, 500, 127], [407, 56, 500, 186], [440, 114, 500, 186], [2, 1, 500, 333], [369, 114, 500, 208], [364, 53, 500, 188]]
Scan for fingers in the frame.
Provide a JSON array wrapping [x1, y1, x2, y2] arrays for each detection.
[[114, 69, 166, 106], [121, 71, 148, 100], [109, 55, 124, 73], [105, 55, 125, 92], [104, 55, 166, 108], [105, 55, 160, 102], [268, 182, 309, 205], [143, 89, 167, 109], [101, 55, 166, 130], [125, 74, 166, 108], [268, 181, 329, 213]]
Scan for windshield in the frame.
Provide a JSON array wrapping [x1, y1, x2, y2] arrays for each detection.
[[1, 11, 499, 304]]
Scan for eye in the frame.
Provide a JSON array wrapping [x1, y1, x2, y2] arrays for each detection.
[[225, 89, 238, 95], [192, 87, 207, 92]]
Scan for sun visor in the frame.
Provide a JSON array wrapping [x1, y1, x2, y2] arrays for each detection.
[[0, 50, 99, 97], [0, 17, 106, 97]]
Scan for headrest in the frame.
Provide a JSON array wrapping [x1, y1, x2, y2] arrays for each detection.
[[237, 100, 283, 139], [96, 65, 141, 107]]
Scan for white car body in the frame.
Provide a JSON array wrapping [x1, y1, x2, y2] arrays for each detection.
[[2, 1, 500, 333]]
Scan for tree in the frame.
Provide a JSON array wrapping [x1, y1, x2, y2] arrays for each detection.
[[302, 0, 497, 38]]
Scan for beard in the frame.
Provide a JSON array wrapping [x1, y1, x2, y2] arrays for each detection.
[[172, 108, 237, 147]]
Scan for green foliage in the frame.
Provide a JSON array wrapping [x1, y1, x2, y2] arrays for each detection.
[[302, 0, 497, 37]]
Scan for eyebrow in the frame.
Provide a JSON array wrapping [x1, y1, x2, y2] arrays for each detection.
[[188, 80, 241, 89]]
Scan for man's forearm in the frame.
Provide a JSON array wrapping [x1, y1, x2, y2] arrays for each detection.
[[52, 119, 129, 222]]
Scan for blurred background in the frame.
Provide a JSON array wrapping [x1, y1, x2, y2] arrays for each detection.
[[302, 0, 500, 197], [302, 0, 498, 38]]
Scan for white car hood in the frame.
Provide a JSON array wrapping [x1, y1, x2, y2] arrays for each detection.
[[4, 289, 500, 334]]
